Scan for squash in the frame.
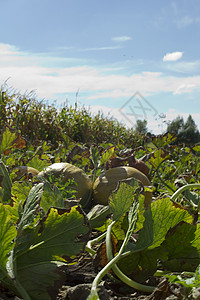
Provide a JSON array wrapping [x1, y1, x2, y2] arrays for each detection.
[[93, 166, 152, 207], [38, 162, 92, 200], [127, 155, 150, 176], [14, 166, 39, 180]]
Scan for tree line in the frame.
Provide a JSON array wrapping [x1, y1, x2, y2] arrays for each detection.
[[135, 115, 200, 144]]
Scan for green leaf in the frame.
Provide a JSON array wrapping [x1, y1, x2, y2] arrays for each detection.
[[148, 149, 169, 169], [193, 144, 200, 152], [112, 216, 127, 241], [133, 207, 154, 251], [0, 160, 12, 203], [17, 183, 44, 232], [151, 132, 177, 148], [118, 248, 160, 283], [109, 181, 139, 221], [40, 181, 64, 214], [167, 265, 200, 288], [100, 146, 115, 165], [184, 189, 200, 207], [150, 197, 193, 249], [5, 181, 32, 224], [161, 222, 200, 272], [112, 197, 196, 285], [15, 261, 65, 300], [90, 145, 100, 168], [123, 192, 140, 248], [0, 204, 17, 283], [28, 154, 50, 171], [14, 206, 90, 299], [87, 205, 111, 229], [191, 223, 200, 252], [135, 197, 193, 251], [0, 127, 17, 155]]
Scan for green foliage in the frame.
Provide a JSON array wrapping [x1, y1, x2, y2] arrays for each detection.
[[167, 114, 200, 144], [0, 160, 12, 203], [87, 182, 200, 298], [135, 119, 148, 135], [166, 265, 200, 288], [12, 205, 89, 300], [17, 183, 44, 232], [27, 154, 51, 171], [0, 163, 90, 299], [6, 181, 32, 223], [40, 181, 64, 213], [2, 90, 200, 298], [0, 127, 17, 155], [0, 86, 143, 148], [109, 181, 138, 221], [0, 204, 17, 271]]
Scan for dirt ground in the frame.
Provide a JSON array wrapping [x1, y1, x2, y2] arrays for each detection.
[[1, 251, 199, 300]]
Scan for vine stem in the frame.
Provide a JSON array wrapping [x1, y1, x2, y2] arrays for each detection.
[[86, 232, 107, 256], [171, 183, 200, 202], [106, 221, 155, 293], [89, 220, 155, 297], [89, 224, 125, 295]]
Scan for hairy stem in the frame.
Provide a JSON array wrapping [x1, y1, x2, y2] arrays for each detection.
[[106, 221, 155, 293], [86, 232, 107, 256], [171, 183, 200, 202]]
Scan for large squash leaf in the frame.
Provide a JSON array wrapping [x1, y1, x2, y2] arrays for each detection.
[[117, 197, 194, 282], [0, 204, 17, 286], [109, 181, 139, 221], [0, 160, 12, 203], [5, 181, 33, 224], [17, 182, 44, 232], [13, 206, 90, 299], [161, 222, 200, 272], [134, 197, 193, 251], [40, 181, 64, 214]]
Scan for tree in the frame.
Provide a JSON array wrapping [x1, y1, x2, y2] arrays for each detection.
[[179, 115, 200, 144], [134, 119, 148, 135], [167, 115, 200, 144], [167, 116, 184, 135]]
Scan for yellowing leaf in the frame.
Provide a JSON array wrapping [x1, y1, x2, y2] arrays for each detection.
[[0, 127, 17, 155]]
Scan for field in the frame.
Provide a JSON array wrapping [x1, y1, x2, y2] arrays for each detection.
[[1, 88, 200, 299]]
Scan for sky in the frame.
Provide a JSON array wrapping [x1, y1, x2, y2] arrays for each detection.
[[0, 0, 200, 134]]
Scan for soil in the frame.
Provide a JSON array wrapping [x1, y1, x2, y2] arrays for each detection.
[[1, 250, 200, 300]]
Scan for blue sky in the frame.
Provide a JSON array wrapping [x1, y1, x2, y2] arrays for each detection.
[[0, 0, 200, 133]]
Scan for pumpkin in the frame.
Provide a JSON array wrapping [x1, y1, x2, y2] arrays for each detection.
[[38, 162, 92, 200], [14, 166, 39, 180], [93, 166, 152, 207]]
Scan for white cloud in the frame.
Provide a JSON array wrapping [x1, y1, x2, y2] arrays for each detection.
[[0, 43, 200, 105], [174, 84, 196, 94], [85, 103, 158, 132], [163, 60, 200, 74], [112, 36, 132, 42], [163, 51, 183, 62], [0, 43, 200, 135], [0, 43, 20, 56], [175, 16, 200, 28], [79, 45, 122, 51]]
